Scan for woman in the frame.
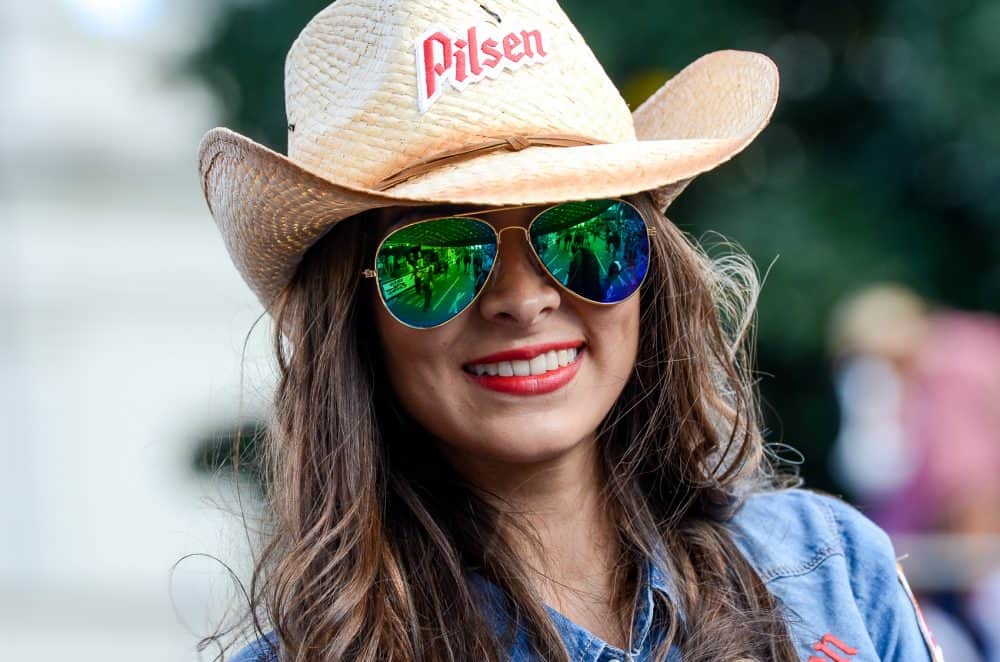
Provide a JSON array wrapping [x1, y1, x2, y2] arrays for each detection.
[[197, 1, 942, 660]]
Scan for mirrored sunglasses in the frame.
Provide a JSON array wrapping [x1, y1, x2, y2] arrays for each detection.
[[363, 198, 654, 329]]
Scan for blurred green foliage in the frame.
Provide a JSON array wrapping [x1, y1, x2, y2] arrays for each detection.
[[191, 420, 268, 482], [186, 0, 999, 492]]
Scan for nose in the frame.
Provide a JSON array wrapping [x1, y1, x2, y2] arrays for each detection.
[[477, 227, 561, 327]]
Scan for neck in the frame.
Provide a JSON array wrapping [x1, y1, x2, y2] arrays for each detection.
[[442, 437, 625, 633]]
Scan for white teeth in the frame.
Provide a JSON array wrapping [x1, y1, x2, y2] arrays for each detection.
[[545, 350, 558, 371], [467, 347, 583, 378]]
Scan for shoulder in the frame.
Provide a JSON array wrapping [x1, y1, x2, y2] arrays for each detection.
[[726, 488, 942, 661], [726, 487, 888, 580], [230, 631, 279, 662]]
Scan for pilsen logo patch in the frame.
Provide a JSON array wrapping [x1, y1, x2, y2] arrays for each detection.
[[415, 24, 549, 113]]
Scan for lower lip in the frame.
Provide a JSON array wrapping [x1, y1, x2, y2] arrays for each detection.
[[464, 350, 584, 395]]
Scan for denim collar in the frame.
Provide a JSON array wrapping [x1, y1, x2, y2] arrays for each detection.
[[471, 555, 685, 662], [547, 556, 685, 662]]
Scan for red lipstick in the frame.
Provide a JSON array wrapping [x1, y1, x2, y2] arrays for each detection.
[[462, 342, 585, 396]]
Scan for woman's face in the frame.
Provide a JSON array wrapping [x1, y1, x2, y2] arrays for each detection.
[[373, 205, 640, 468]]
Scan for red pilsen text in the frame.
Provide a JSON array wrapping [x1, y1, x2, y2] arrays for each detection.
[[416, 25, 549, 112]]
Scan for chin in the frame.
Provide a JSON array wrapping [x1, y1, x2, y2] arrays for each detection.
[[449, 419, 594, 465]]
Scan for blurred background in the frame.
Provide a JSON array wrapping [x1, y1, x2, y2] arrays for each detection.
[[2, 0, 997, 659]]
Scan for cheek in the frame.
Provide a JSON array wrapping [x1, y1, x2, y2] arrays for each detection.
[[618, 296, 641, 349], [550, 295, 639, 438], [375, 301, 431, 392], [585, 295, 640, 375], [373, 297, 468, 427]]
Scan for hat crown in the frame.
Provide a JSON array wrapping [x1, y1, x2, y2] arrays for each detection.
[[284, 0, 635, 190]]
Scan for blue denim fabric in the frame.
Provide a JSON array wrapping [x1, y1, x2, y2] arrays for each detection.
[[231, 488, 939, 661]]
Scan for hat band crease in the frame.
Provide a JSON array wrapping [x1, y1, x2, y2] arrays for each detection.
[[374, 134, 606, 191]]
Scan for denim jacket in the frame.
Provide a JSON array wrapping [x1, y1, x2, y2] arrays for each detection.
[[232, 489, 943, 661]]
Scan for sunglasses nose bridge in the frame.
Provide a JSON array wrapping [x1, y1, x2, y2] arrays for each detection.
[[495, 225, 530, 244], [494, 225, 539, 266]]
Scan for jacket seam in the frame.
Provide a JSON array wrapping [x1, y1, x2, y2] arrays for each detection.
[[822, 496, 848, 557], [758, 494, 843, 582], [760, 544, 842, 582], [824, 496, 875, 650]]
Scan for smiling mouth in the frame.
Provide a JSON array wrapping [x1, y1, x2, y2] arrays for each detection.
[[463, 346, 582, 377]]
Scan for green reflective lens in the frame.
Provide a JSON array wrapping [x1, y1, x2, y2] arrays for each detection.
[[375, 217, 498, 328], [529, 199, 650, 303]]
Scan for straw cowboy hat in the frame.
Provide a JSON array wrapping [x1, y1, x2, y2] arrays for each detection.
[[197, 0, 779, 310]]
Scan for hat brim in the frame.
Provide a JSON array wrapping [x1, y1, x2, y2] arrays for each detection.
[[199, 50, 778, 309]]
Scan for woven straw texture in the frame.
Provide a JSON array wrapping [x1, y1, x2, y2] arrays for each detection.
[[198, 0, 779, 310]]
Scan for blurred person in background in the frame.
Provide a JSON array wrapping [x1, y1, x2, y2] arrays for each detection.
[[830, 283, 1000, 661]]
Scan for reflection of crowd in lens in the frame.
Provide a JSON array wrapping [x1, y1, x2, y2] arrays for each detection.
[[378, 239, 494, 316], [567, 232, 604, 301], [375, 204, 647, 323], [534, 205, 645, 301], [536, 208, 646, 303]]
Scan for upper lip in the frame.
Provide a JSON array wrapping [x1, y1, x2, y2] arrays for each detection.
[[464, 341, 585, 365]]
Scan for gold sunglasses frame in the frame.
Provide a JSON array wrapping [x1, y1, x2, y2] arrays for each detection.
[[362, 198, 656, 330]]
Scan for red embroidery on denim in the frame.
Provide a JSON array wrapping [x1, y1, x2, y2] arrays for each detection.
[[807, 633, 859, 662]]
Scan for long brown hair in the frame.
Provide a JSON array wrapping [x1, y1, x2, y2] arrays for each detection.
[[220, 191, 801, 661]]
